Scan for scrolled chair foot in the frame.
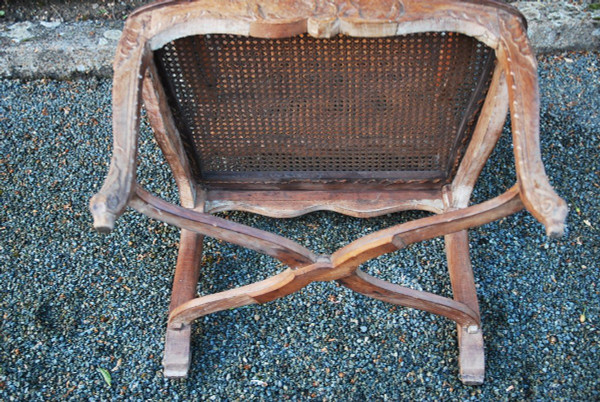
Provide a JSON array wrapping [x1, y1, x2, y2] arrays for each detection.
[[544, 198, 568, 238], [546, 221, 565, 239], [519, 182, 568, 239], [90, 193, 118, 233], [539, 194, 568, 238]]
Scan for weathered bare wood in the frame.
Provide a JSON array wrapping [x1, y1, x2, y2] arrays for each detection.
[[128, 0, 516, 49], [445, 230, 484, 384], [169, 270, 294, 327], [169, 258, 333, 326], [202, 180, 442, 192], [169, 231, 205, 313], [163, 326, 193, 378], [89, 18, 152, 232], [445, 47, 497, 180], [202, 170, 447, 183], [338, 269, 480, 327], [163, 230, 204, 378], [169, 188, 523, 329], [445, 231, 479, 315], [91, 0, 566, 235], [450, 63, 509, 208], [142, 54, 208, 379], [142, 61, 197, 208], [497, 12, 568, 237], [91, 0, 566, 237], [129, 186, 318, 268], [457, 326, 485, 385], [205, 189, 445, 217], [89, 0, 568, 385], [326, 186, 523, 282]]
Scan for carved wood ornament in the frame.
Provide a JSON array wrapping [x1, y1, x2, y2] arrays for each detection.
[[90, 0, 567, 384]]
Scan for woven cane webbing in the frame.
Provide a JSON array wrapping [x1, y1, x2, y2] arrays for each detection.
[[154, 32, 494, 184]]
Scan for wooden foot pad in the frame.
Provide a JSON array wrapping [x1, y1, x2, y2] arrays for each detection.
[[457, 325, 485, 385], [163, 325, 192, 378]]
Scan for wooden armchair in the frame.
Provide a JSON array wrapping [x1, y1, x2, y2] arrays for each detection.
[[90, 0, 567, 384]]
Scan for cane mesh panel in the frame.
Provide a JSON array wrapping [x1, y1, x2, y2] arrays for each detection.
[[154, 32, 494, 183]]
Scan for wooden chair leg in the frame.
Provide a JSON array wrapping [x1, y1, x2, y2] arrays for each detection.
[[445, 230, 485, 385], [163, 229, 204, 378]]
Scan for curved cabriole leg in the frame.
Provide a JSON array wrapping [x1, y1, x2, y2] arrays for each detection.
[[163, 230, 204, 378], [89, 19, 150, 233], [445, 230, 484, 385], [497, 14, 568, 237]]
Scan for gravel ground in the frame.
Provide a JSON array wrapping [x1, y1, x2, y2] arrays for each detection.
[[0, 51, 598, 400]]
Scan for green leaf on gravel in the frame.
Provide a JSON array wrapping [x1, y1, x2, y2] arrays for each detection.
[[97, 367, 112, 387], [0, 11, 5, 17]]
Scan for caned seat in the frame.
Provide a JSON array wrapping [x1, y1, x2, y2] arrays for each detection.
[[90, 0, 567, 384]]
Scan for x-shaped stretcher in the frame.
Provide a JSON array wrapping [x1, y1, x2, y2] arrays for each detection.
[[89, 0, 567, 385]]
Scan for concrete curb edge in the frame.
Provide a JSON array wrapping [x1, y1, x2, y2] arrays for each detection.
[[0, 2, 598, 80]]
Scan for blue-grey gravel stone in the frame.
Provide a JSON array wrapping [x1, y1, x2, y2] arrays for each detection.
[[0, 51, 598, 400]]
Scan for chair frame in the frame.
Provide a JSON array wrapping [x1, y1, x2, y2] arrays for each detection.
[[90, 0, 567, 384]]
